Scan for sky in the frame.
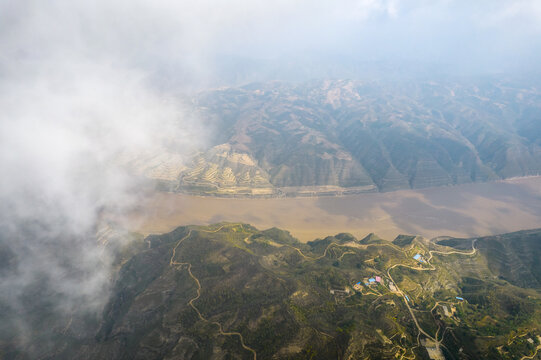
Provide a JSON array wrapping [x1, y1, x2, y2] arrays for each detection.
[[2, 1, 541, 87], [0, 0, 540, 354]]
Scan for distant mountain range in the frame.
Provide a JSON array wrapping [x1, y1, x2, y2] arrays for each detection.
[[6, 224, 540, 359], [168, 78, 541, 196]]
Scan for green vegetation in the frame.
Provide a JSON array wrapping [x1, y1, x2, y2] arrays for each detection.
[[6, 224, 541, 359]]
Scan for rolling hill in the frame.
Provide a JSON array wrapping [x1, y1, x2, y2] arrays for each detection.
[[173, 78, 541, 196], [5, 224, 541, 359]]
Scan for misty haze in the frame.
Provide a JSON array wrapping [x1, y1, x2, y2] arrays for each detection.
[[1, 1, 541, 359]]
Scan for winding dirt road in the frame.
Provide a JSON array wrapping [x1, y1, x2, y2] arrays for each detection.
[[169, 224, 257, 360], [387, 239, 478, 353], [169, 225, 482, 359]]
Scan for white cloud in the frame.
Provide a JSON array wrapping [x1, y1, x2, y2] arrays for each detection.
[[0, 0, 207, 350]]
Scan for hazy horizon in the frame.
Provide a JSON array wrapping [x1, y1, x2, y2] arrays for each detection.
[[3, 1, 541, 90]]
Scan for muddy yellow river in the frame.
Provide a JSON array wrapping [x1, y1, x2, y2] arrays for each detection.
[[118, 177, 541, 242]]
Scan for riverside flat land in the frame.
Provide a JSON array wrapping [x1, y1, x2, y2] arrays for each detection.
[[120, 176, 541, 242]]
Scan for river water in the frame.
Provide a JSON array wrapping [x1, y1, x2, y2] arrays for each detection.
[[118, 177, 541, 242]]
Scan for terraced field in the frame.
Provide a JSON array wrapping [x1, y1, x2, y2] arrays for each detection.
[[179, 144, 275, 196]]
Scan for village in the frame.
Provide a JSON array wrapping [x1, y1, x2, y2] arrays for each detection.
[[328, 249, 469, 360]]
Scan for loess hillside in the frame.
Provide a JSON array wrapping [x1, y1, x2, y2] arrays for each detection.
[[174, 78, 541, 196]]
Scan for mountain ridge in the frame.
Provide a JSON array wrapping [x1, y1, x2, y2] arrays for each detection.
[[166, 78, 541, 197]]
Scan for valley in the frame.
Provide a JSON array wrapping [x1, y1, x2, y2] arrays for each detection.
[[4, 2, 541, 359]]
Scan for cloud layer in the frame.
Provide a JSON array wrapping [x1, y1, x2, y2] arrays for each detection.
[[4, 1, 539, 87], [0, 0, 207, 352]]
